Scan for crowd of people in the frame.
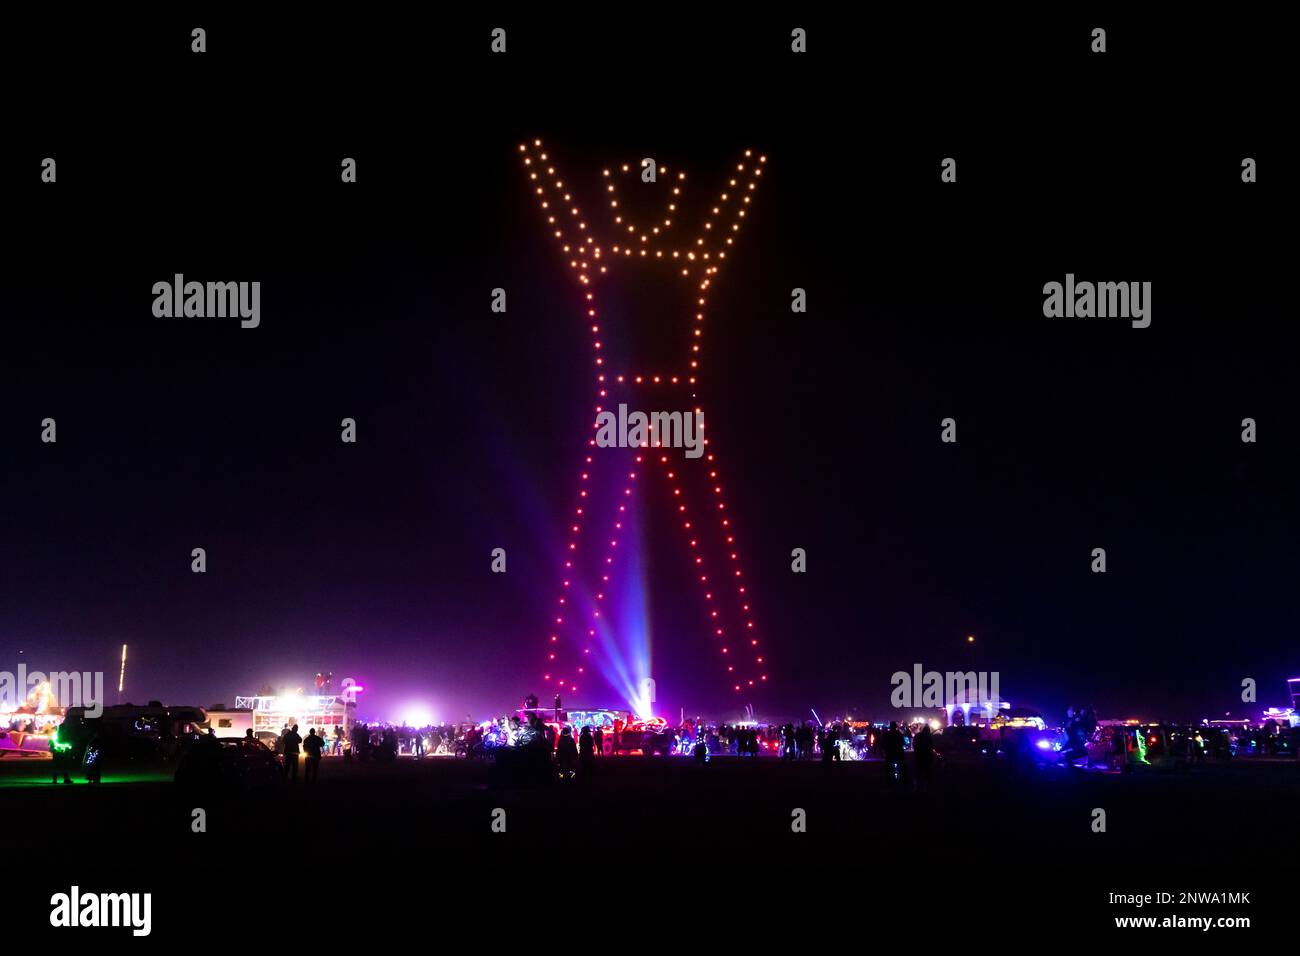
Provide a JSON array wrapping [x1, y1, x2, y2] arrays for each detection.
[[28, 700, 1299, 790]]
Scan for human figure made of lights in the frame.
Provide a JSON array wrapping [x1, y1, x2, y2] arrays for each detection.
[[518, 139, 769, 704]]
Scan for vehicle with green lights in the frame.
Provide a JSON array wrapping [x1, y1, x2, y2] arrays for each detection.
[[59, 703, 207, 780]]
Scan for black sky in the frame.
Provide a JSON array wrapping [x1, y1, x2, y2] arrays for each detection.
[[1, 12, 1294, 723]]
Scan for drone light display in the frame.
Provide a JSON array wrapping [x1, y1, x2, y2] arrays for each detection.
[[519, 139, 769, 709]]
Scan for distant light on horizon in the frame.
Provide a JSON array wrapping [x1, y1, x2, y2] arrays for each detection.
[[402, 703, 436, 727]]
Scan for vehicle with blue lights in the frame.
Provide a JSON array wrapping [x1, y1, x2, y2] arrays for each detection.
[[59, 703, 207, 781]]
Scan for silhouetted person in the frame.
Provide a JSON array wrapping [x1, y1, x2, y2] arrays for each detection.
[[883, 721, 906, 783], [355, 723, 371, 761], [84, 732, 103, 784], [244, 728, 255, 747], [593, 726, 604, 756], [282, 724, 302, 782], [380, 728, 399, 762], [820, 726, 837, 764], [556, 726, 578, 779], [49, 734, 72, 785], [1081, 707, 1098, 766], [578, 726, 595, 779], [201, 727, 221, 753], [303, 728, 324, 783], [914, 724, 934, 790]]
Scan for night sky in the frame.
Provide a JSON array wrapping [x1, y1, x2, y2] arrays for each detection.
[[2, 13, 1293, 724]]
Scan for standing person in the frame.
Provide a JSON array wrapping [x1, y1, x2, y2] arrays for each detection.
[[358, 723, 372, 761], [578, 726, 595, 780], [820, 725, 837, 764], [303, 728, 324, 783], [49, 732, 72, 785], [333, 725, 344, 756], [913, 724, 934, 791], [1082, 707, 1098, 766], [883, 721, 906, 784], [84, 731, 104, 785], [593, 726, 604, 757], [282, 724, 302, 782], [556, 726, 579, 779]]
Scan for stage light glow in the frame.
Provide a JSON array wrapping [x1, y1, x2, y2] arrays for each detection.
[[403, 704, 436, 727]]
